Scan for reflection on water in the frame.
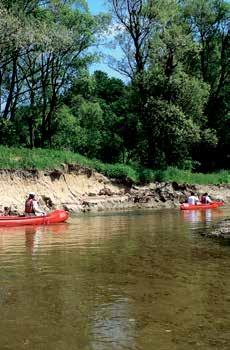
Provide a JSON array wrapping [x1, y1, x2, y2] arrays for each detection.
[[0, 223, 69, 255], [181, 208, 225, 225], [0, 208, 230, 350]]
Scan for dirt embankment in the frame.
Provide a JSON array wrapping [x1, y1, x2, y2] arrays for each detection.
[[0, 164, 229, 214]]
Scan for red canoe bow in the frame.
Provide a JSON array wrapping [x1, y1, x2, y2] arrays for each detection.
[[0, 210, 69, 227]]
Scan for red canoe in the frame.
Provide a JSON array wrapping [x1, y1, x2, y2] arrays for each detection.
[[180, 201, 224, 210], [0, 210, 69, 227]]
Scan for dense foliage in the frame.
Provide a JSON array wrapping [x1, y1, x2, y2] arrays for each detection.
[[0, 0, 229, 174]]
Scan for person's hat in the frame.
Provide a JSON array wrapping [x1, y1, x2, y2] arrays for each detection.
[[29, 192, 35, 196]]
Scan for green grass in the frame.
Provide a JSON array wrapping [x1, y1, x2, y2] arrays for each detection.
[[147, 167, 230, 185], [0, 146, 140, 182], [0, 145, 229, 184]]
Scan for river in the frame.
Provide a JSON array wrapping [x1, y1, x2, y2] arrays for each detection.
[[0, 207, 230, 350]]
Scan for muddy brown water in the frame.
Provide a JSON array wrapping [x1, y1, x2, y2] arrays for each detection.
[[0, 208, 230, 350]]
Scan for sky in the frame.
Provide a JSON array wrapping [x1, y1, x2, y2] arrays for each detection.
[[87, 0, 126, 81], [87, 0, 106, 14]]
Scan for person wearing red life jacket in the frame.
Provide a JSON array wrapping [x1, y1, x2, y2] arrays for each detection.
[[25, 192, 46, 216], [200, 192, 212, 204]]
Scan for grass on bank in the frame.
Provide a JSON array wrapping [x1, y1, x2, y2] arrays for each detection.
[[0, 145, 230, 185]]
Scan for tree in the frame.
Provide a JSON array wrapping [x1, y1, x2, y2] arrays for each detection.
[[0, 0, 107, 148], [183, 0, 230, 169], [109, 0, 154, 80]]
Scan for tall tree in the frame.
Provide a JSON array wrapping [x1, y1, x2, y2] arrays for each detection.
[[183, 0, 230, 169], [0, 0, 107, 148], [109, 0, 154, 80]]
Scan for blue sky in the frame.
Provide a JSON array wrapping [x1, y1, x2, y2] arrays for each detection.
[[87, 0, 106, 14], [87, 0, 125, 81]]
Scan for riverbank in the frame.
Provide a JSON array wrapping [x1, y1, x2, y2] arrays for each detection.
[[0, 165, 229, 215]]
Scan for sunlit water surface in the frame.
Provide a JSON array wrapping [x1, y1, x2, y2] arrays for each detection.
[[1, 208, 230, 350]]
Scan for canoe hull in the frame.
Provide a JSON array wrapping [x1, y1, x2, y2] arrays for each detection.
[[180, 201, 224, 210], [0, 210, 69, 227]]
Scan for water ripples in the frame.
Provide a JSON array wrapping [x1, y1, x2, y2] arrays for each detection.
[[0, 208, 230, 350]]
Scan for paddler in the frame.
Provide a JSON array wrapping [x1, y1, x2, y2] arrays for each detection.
[[187, 192, 199, 205], [25, 192, 46, 216], [200, 192, 212, 204]]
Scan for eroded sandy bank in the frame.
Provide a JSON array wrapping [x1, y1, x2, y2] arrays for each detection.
[[0, 165, 229, 214]]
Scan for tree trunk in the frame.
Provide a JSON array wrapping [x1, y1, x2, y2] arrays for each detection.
[[3, 52, 18, 119], [29, 88, 35, 149]]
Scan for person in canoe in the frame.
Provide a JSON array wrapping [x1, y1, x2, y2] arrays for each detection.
[[200, 192, 212, 204], [25, 192, 46, 216], [187, 192, 200, 205]]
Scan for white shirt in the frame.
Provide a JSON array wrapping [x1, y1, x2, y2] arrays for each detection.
[[204, 195, 212, 203], [188, 195, 199, 205]]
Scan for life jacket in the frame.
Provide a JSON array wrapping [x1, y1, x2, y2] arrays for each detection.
[[201, 195, 207, 204], [25, 198, 35, 214]]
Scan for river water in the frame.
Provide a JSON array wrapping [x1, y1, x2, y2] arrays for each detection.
[[0, 208, 230, 350]]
